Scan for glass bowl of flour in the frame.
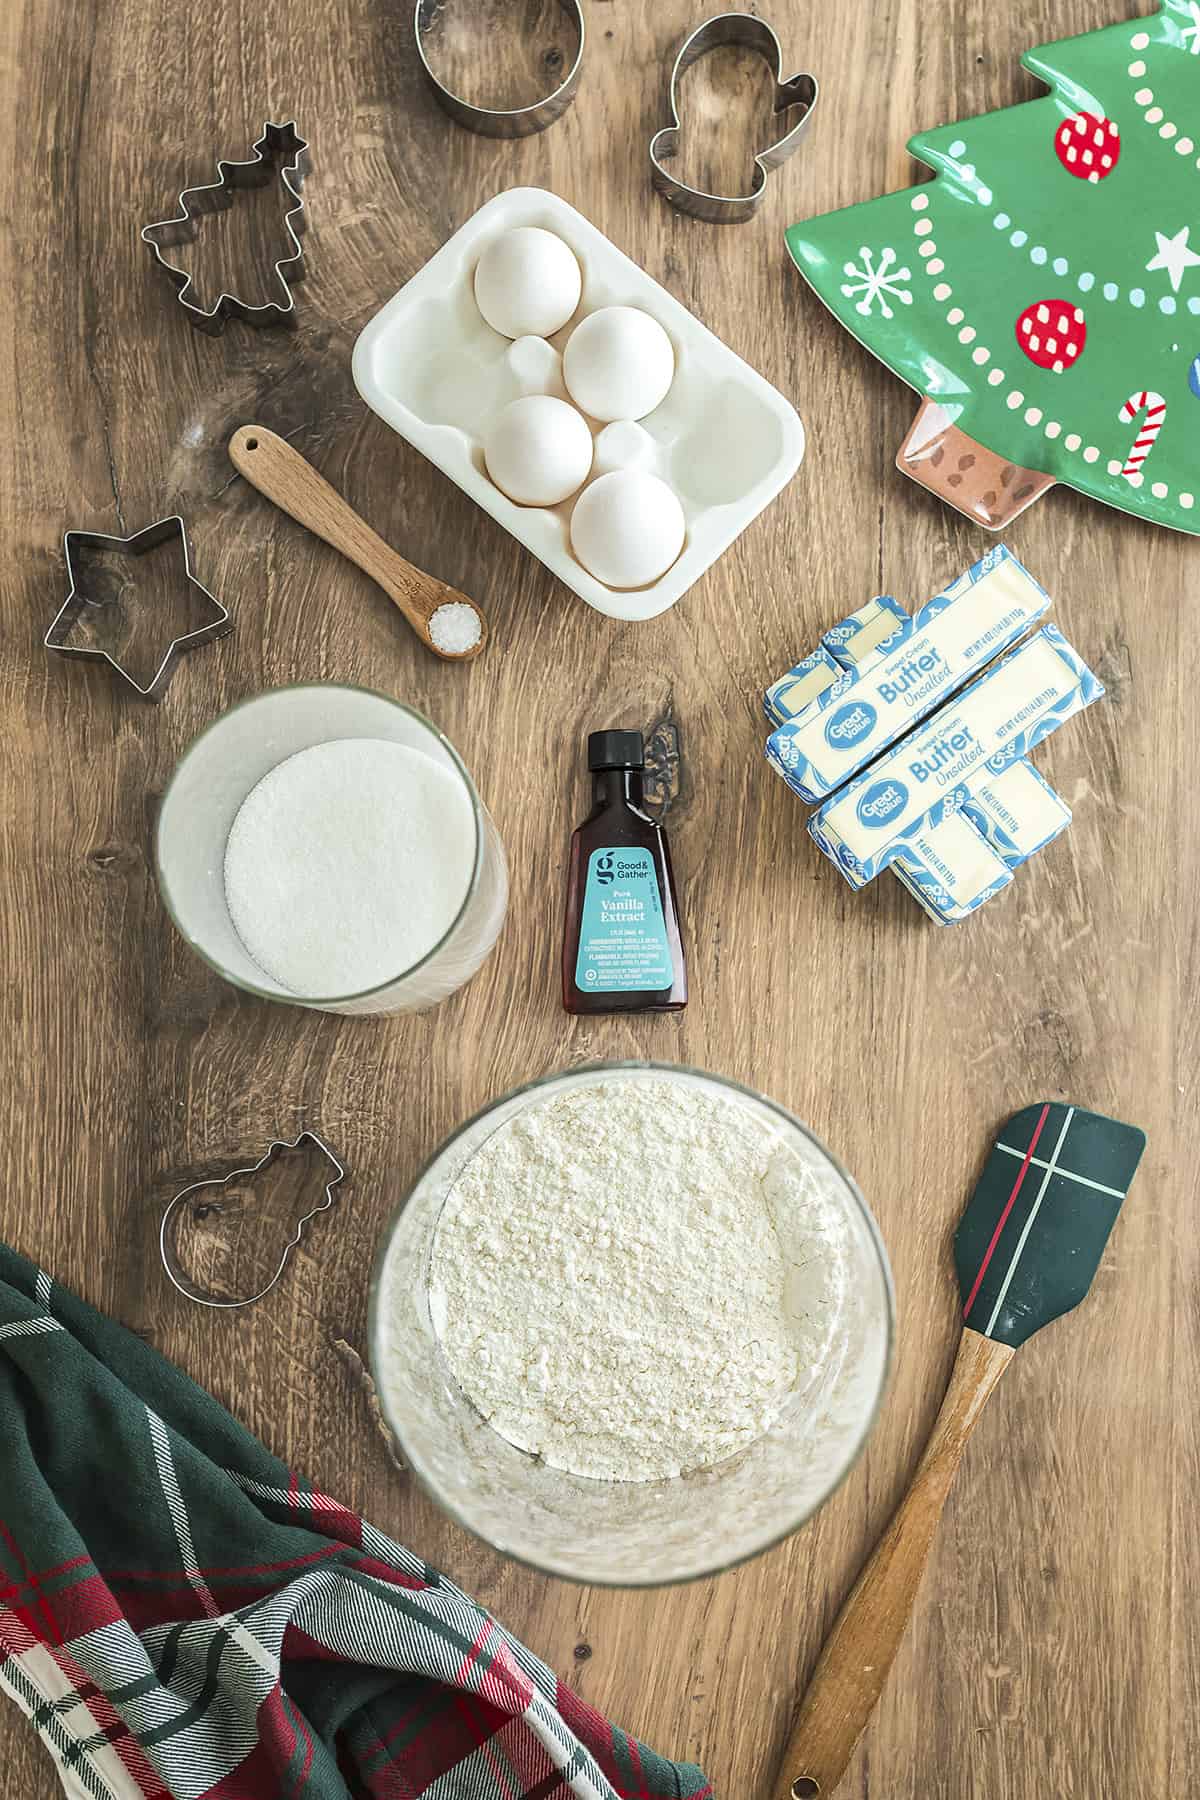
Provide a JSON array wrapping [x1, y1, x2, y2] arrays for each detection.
[[155, 685, 508, 1015], [369, 1062, 893, 1586]]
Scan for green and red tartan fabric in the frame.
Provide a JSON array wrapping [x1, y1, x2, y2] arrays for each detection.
[[0, 1245, 712, 1800]]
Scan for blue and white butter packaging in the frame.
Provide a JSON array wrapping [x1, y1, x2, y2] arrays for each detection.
[[808, 624, 1102, 886], [766, 547, 1051, 801], [763, 646, 842, 728], [889, 763, 1074, 924], [764, 597, 911, 726], [763, 549, 1104, 925], [820, 594, 910, 675], [962, 763, 1073, 870]]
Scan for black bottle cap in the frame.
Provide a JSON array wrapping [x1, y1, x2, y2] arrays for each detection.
[[587, 730, 645, 772]]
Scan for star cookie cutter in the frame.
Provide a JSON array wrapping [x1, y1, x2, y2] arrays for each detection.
[[45, 515, 231, 702], [159, 1131, 345, 1309], [142, 121, 310, 335], [650, 14, 819, 223]]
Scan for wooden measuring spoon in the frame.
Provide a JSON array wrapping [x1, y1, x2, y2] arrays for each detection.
[[773, 1102, 1146, 1800], [228, 425, 488, 661]]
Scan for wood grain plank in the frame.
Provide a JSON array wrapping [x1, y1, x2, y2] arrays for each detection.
[[0, 2, 1190, 1798]]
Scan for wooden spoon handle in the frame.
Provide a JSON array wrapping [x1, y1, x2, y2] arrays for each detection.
[[227, 425, 487, 660], [774, 1329, 1015, 1800]]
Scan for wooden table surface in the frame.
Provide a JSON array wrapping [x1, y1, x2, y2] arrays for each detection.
[[2, 1, 1194, 1795]]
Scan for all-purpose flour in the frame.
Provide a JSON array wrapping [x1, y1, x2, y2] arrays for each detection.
[[427, 1077, 852, 1482], [223, 738, 475, 997]]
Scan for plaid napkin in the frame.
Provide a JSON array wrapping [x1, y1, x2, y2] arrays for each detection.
[[0, 1245, 712, 1800]]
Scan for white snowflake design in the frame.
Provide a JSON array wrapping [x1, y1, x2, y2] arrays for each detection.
[[840, 245, 914, 319], [1183, 1, 1200, 55]]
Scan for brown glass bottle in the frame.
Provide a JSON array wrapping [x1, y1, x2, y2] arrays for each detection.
[[562, 730, 687, 1015]]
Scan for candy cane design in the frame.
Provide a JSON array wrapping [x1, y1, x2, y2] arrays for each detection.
[[1117, 390, 1167, 482]]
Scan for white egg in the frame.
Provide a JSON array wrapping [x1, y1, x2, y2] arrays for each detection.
[[484, 395, 594, 507], [473, 228, 583, 339], [570, 470, 686, 588], [562, 306, 675, 422]]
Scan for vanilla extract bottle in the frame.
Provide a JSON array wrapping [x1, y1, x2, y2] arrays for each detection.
[[561, 731, 687, 1015]]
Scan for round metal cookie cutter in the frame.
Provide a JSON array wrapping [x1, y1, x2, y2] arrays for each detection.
[[414, 0, 585, 138], [650, 13, 819, 223]]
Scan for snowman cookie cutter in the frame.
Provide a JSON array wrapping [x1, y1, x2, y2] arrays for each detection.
[[159, 1131, 345, 1309], [650, 13, 819, 223]]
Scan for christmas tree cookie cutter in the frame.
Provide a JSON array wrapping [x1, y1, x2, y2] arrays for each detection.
[[650, 14, 819, 223], [414, 0, 585, 137], [45, 516, 231, 702], [159, 1131, 345, 1309], [142, 121, 310, 336]]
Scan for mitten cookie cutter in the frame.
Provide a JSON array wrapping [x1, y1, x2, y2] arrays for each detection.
[[159, 1130, 345, 1309], [45, 515, 231, 702], [142, 121, 310, 335], [650, 13, 818, 223], [414, 0, 584, 137]]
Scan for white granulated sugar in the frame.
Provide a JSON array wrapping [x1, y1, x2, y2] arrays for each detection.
[[428, 1077, 851, 1482], [223, 738, 475, 997], [428, 601, 482, 655]]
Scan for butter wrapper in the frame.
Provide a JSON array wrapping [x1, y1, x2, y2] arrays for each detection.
[[766, 547, 1050, 802], [764, 596, 909, 727], [763, 646, 842, 728], [808, 625, 1103, 891], [820, 594, 910, 674]]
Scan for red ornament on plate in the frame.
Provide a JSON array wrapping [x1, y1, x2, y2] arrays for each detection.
[[1054, 111, 1120, 181], [1015, 298, 1087, 373]]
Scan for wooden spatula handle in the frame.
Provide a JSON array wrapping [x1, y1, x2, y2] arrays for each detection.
[[227, 425, 485, 658], [774, 1329, 1015, 1800]]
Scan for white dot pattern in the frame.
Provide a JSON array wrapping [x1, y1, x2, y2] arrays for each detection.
[[903, 174, 1190, 512], [1126, 27, 1200, 171]]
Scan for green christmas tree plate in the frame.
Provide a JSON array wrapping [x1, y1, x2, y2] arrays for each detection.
[[787, 1, 1200, 535]]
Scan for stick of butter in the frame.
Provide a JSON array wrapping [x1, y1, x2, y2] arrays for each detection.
[[962, 762, 1073, 869], [892, 813, 1015, 923], [808, 625, 1103, 891], [764, 596, 910, 726], [765, 547, 1050, 801], [763, 647, 842, 728], [891, 765, 1071, 923], [820, 594, 910, 673]]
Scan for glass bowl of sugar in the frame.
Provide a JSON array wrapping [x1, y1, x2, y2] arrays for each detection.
[[368, 1061, 894, 1586], [155, 685, 508, 1015]]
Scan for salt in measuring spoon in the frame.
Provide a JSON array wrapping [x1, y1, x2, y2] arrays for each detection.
[[228, 425, 488, 661]]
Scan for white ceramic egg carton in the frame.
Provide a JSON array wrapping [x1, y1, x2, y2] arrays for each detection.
[[352, 188, 806, 623]]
